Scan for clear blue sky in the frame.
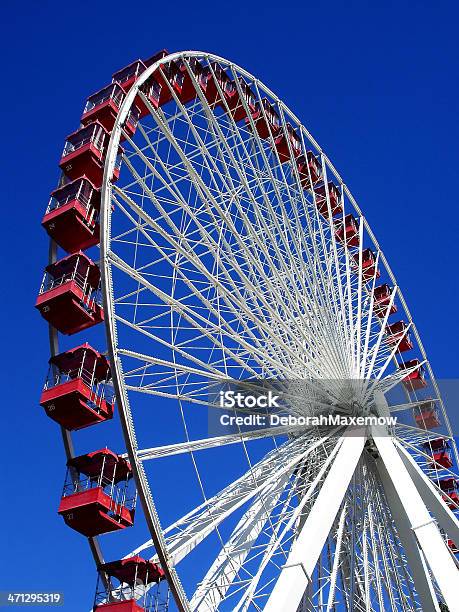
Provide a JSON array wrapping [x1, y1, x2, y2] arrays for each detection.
[[1, 0, 458, 609]]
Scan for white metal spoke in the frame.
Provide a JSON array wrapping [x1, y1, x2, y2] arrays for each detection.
[[135, 426, 298, 462]]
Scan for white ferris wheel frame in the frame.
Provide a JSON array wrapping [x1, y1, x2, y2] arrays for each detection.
[[90, 50, 459, 611]]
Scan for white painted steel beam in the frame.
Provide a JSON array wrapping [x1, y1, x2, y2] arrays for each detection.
[[264, 428, 366, 611], [375, 455, 439, 611], [372, 428, 459, 611]]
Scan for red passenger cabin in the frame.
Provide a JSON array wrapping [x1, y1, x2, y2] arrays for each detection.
[[200, 62, 231, 108], [351, 249, 380, 283], [373, 284, 397, 318], [111, 51, 170, 117], [81, 83, 126, 132], [59, 122, 122, 188], [42, 178, 100, 253], [153, 62, 183, 106], [274, 123, 302, 162], [220, 78, 257, 123], [176, 57, 205, 105], [438, 478, 459, 509], [144, 49, 170, 68], [143, 50, 184, 108], [385, 321, 413, 353], [297, 152, 321, 191], [82, 84, 140, 144], [35, 252, 104, 335], [112, 60, 146, 93], [120, 106, 141, 142], [413, 400, 440, 429], [423, 438, 453, 469], [247, 98, 281, 140], [448, 539, 459, 554], [137, 77, 162, 114], [314, 181, 342, 216], [335, 214, 359, 248], [111, 52, 186, 117], [93, 556, 165, 611], [58, 449, 136, 537], [40, 344, 114, 430], [400, 359, 427, 391]]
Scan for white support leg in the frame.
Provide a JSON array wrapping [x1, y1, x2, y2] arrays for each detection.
[[372, 427, 459, 612], [264, 429, 367, 612], [375, 455, 440, 612]]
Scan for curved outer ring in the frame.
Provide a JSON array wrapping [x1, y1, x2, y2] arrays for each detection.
[[100, 50, 458, 611]]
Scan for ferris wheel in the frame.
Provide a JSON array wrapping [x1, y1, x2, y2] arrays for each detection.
[[36, 50, 459, 611]]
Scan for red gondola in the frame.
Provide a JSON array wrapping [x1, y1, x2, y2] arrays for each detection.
[[144, 49, 170, 68], [121, 106, 141, 141], [438, 478, 459, 509], [81, 83, 126, 132], [112, 60, 147, 93], [448, 539, 459, 553], [200, 62, 230, 107], [155, 63, 184, 106], [315, 181, 342, 216], [297, 152, 321, 191], [42, 178, 100, 253], [110, 52, 186, 116], [246, 97, 281, 139], [176, 57, 205, 105], [58, 449, 136, 537], [400, 359, 427, 391], [136, 77, 162, 116], [40, 344, 114, 430], [93, 556, 164, 611], [413, 400, 440, 429], [112, 57, 175, 118], [59, 122, 122, 188], [274, 123, 302, 162], [143, 49, 183, 109], [335, 214, 359, 248], [373, 284, 398, 318], [219, 78, 257, 122], [385, 321, 413, 353], [146, 63, 183, 109], [423, 438, 453, 469], [352, 249, 380, 283], [35, 252, 103, 335]]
